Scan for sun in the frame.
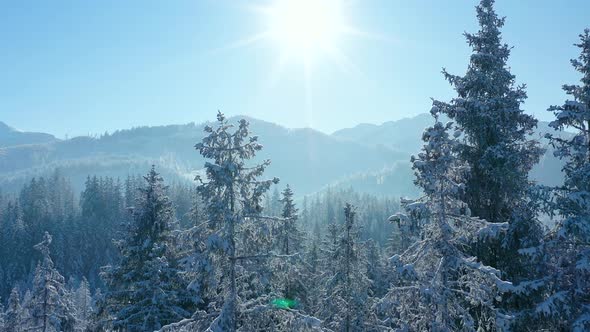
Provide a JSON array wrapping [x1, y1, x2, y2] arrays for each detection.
[[220, 0, 371, 121], [266, 0, 345, 62], [228, 0, 364, 70]]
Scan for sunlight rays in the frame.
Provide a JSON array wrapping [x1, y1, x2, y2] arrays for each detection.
[[216, 0, 374, 127]]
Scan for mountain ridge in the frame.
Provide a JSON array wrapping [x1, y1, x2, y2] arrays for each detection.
[[0, 120, 58, 148], [0, 113, 565, 197], [0, 115, 408, 196]]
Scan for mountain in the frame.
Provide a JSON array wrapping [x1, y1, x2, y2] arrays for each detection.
[[332, 113, 435, 155], [330, 113, 567, 189], [0, 114, 567, 197], [0, 117, 407, 195], [0, 121, 58, 147]]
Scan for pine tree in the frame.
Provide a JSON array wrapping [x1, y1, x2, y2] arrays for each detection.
[[432, 0, 543, 276], [0, 200, 29, 299], [301, 196, 310, 230], [527, 28, 590, 331], [100, 166, 192, 331], [24, 232, 76, 332], [378, 121, 511, 331], [2, 287, 23, 332], [365, 239, 387, 298], [175, 185, 214, 313], [304, 238, 322, 315], [79, 175, 124, 283], [319, 204, 373, 331], [321, 220, 340, 279], [187, 112, 279, 331], [0, 301, 4, 332], [73, 277, 93, 331], [270, 186, 282, 216], [271, 185, 308, 307]]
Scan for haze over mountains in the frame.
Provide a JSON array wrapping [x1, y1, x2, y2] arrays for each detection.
[[0, 114, 564, 197]]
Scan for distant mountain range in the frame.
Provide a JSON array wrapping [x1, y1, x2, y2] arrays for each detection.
[[0, 114, 565, 197]]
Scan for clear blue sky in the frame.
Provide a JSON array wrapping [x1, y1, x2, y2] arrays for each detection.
[[1, 0, 589, 138]]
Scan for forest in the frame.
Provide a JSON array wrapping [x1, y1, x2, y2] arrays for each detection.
[[1, 0, 589, 331]]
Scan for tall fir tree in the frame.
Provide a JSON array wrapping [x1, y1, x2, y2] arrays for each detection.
[[271, 185, 308, 306], [188, 112, 278, 331], [432, 0, 543, 277], [24, 232, 76, 332], [319, 204, 373, 331], [2, 287, 23, 332], [365, 239, 387, 298], [379, 120, 511, 331], [100, 166, 192, 331], [72, 277, 93, 331], [526, 28, 590, 331]]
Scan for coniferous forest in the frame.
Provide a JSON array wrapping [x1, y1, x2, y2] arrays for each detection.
[[1, 1, 589, 331]]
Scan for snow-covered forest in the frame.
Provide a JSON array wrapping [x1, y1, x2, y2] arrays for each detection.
[[1, 1, 589, 331]]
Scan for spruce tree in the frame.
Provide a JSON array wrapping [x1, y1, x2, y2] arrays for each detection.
[[3, 287, 23, 332], [73, 277, 93, 331], [24, 232, 76, 332], [272, 185, 308, 306], [528, 28, 590, 331], [191, 112, 278, 331], [100, 166, 192, 331], [319, 204, 373, 331], [365, 239, 387, 298], [432, 0, 543, 276], [378, 121, 510, 331]]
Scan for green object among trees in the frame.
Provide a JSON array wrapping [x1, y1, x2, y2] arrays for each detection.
[[271, 298, 298, 309]]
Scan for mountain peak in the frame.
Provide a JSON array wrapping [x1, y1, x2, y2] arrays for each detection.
[[0, 122, 57, 148], [0, 121, 16, 133]]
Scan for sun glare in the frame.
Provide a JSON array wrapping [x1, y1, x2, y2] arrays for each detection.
[[224, 0, 367, 120], [266, 0, 346, 61]]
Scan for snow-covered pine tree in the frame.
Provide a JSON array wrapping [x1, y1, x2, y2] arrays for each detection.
[[301, 196, 310, 230], [174, 184, 216, 313], [526, 28, 590, 331], [365, 239, 388, 298], [389, 197, 428, 254], [0, 301, 4, 332], [24, 232, 76, 332], [272, 185, 308, 304], [304, 238, 322, 315], [72, 277, 93, 331], [319, 220, 340, 284], [270, 186, 282, 216], [432, 0, 543, 277], [99, 166, 192, 331], [319, 203, 373, 331], [378, 120, 511, 331], [0, 200, 28, 300], [187, 187, 205, 227], [163, 112, 278, 332], [174, 197, 215, 316]]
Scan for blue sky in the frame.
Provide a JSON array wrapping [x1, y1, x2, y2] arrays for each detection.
[[1, 0, 589, 138]]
